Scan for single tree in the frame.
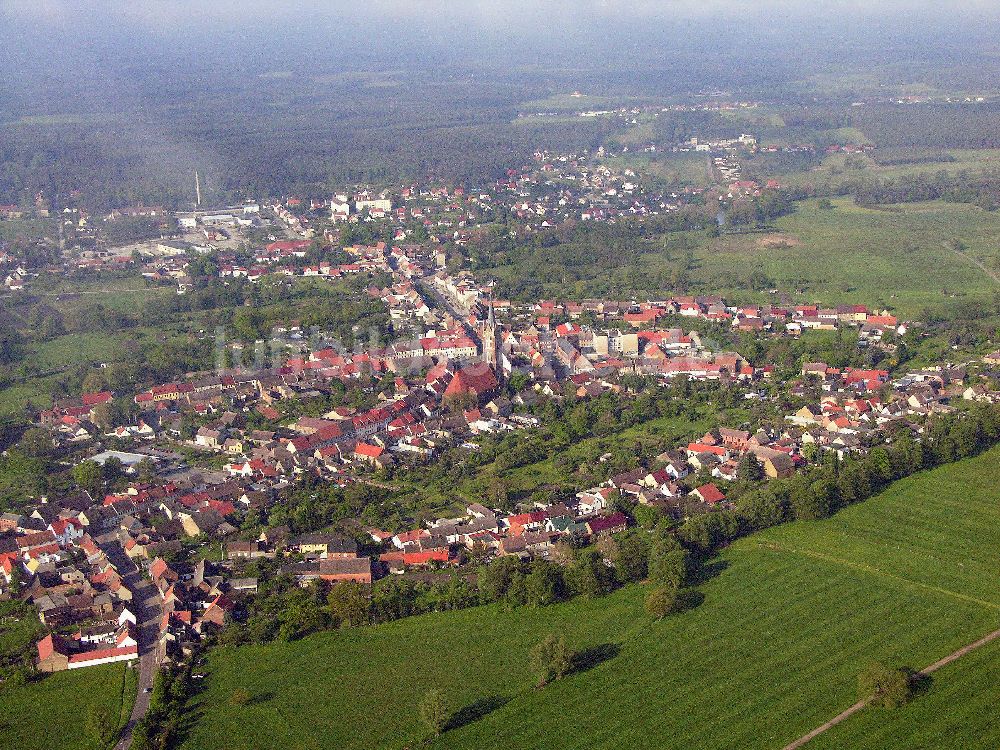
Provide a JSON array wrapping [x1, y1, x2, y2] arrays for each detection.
[[523, 559, 564, 606], [858, 661, 913, 708], [72, 460, 103, 495], [648, 541, 689, 590], [101, 456, 124, 484], [136, 457, 158, 484], [737, 452, 763, 482], [419, 688, 450, 738], [531, 633, 575, 687], [645, 584, 680, 620], [566, 548, 616, 597]]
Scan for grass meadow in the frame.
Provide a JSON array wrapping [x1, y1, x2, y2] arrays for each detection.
[[604, 152, 714, 187], [781, 148, 1000, 186], [175, 448, 1000, 750], [0, 663, 132, 750], [693, 198, 1000, 317], [810, 636, 1000, 750]]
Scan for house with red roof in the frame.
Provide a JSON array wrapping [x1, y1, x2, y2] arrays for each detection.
[[379, 549, 451, 571], [505, 510, 548, 536], [691, 483, 726, 505], [391, 528, 430, 549], [36, 632, 138, 672], [585, 512, 628, 537], [82, 391, 113, 407], [354, 442, 392, 467]]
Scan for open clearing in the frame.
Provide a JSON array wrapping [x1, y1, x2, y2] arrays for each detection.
[[695, 198, 1000, 317], [176, 447, 1000, 750]]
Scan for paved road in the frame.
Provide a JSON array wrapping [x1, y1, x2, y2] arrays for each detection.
[[781, 625, 1000, 750], [417, 278, 480, 344], [114, 561, 165, 750]]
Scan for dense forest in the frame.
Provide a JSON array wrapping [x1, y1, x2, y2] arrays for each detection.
[[4, 29, 1000, 213], [852, 103, 1000, 150], [0, 70, 619, 211]]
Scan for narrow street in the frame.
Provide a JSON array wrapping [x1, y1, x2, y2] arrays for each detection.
[[416, 277, 482, 349], [113, 557, 165, 750]]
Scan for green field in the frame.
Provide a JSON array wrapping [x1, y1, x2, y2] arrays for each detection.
[[0, 663, 132, 750], [781, 148, 1000, 185], [16, 274, 174, 316], [0, 217, 58, 242], [812, 636, 1000, 750], [0, 376, 60, 416], [175, 448, 1000, 750], [694, 198, 1000, 317], [0, 601, 43, 658], [518, 93, 620, 112], [0, 328, 167, 416], [30, 331, 128, 371], [604, 151, 713, 187]]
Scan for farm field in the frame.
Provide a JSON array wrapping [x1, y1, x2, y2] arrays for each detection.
[[811, 636, 1000, 750], [176, 448, 1000, 750], [693, 198, 1000, 317], [10, 274, 175, 316], [0, 663, 132, 750]]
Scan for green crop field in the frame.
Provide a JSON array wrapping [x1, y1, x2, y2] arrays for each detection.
[[175, 448, 1000, 750], [0, 663, 132, 750], [811, 636, 1000, 750], [694, 198, 1000, 317]]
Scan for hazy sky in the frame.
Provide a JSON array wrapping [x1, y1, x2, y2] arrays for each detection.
[[4, 0, 1000, 24], [1, 0, 998, 82], [4, 0, 1000, 38], [2, 0, 997, 202]]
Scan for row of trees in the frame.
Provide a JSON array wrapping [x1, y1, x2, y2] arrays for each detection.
[[675, 404, 1000, 558], [131, 660, 196, 750], [851, 169, 1000, 211], [224, 519, 698, 651]]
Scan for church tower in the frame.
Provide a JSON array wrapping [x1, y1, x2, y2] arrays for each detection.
[[483, 295, 498, 371]]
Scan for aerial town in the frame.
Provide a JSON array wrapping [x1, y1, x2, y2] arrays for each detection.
[[1, 152, 995, 682]]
